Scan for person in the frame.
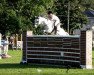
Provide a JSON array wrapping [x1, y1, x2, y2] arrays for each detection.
[[47, 11, 60, 34], [47, 11, 69, 35], [1, 35, 11, 58]]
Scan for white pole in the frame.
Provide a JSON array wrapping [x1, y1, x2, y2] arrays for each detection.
[[67, 1, 70, 34]]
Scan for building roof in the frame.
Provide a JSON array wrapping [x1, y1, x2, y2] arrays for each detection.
[[84, 10, 94, 17]]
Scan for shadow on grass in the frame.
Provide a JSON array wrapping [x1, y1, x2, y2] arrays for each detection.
[[0, 63, 80, 69]]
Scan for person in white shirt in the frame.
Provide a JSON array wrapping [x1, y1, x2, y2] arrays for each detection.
[[47, 11, 69, 35], [1, 35, 11, 58]]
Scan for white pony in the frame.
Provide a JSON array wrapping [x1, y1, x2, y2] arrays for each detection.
[[35, 16, 69, 36]]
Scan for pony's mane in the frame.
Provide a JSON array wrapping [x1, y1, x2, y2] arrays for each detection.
[[39, 16, 47, 19]]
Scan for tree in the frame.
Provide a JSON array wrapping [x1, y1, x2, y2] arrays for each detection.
[[0, 0, 55, 35], [54, 0, 94, 34], [1, 0, 94, 35], [0, 1, 21, 35]]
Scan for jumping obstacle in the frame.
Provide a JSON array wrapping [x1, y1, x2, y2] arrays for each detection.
[[21, 30, 92, 69]]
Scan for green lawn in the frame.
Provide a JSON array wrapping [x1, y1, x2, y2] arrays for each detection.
[[0, 50, 94, 75]]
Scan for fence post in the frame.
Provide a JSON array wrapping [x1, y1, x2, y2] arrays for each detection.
[[21, 31, 27, 63], [21, 31, 33, 64], [80, 30, 92, 69]]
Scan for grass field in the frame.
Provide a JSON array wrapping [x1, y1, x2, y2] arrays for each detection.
[[0, 50, 94, 75]]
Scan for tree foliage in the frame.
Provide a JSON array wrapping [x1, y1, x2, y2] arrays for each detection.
[[54, 0, 93, 33], [0, 0, 94, 35], [0, 0, 55, 35]]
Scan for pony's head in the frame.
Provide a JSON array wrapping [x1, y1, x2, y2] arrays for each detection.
[[34, 16, 48, 35], [35, 16, 48, 27]]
